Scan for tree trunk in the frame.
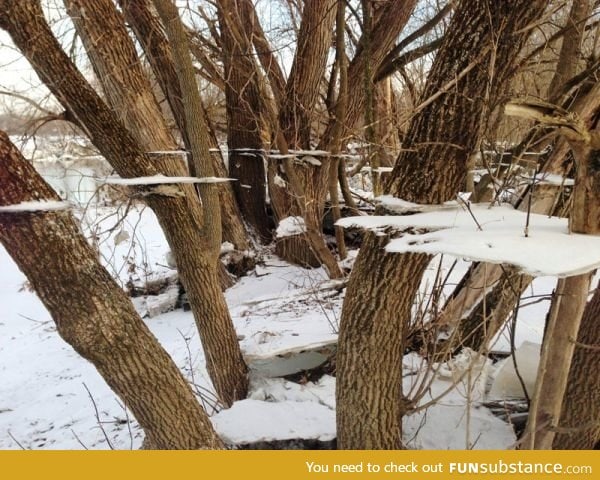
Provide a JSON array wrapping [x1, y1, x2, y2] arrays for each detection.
[[0, 131, 223, 449], [554, 281, 600, 449], [320, 0, 418, 149], [0, 0, 248, 407], [450, 267, 530, 355], [336, 0, 547, 449], [547, 0, 591, 101], [269, 0, 342, 276], [154, 0, 249, 405], [523, 139, 600, 449], [119, 0, 249, 251], [217, 0, 271, 241], [337, 232, 428, 449]]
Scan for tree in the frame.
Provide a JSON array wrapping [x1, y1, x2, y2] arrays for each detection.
[[0, 0, 248, 407], [429, 0, 595, 358], [512, 99, 600, 449], [555, 281, 600, 449], [118, 0, 250, 252], [336, 0, 547, 449], [0, 131, 223, 449], [216, 0, 271, 241]]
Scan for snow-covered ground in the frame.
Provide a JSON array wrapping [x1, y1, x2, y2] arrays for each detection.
[[0, 204, 552, 450]]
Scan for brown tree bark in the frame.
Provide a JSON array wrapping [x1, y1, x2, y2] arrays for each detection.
[[328, 0, 349, 260], [269, 0, 342, 276], [0, 0, 248, 407], [0, 131, 223, 449], [554, 281, 600, 449], [153, 0, 249, 403], [547, 0, 592, 101], [119, 0, 249, 251], [320, 0, 418, 149], [217, 0, 271, 241], [336, 0, 547, 449]]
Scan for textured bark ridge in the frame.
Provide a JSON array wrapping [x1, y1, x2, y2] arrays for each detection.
[[0, 132, 223, 449], [0, 0, 247, 406], [336, 0, 547, 450]]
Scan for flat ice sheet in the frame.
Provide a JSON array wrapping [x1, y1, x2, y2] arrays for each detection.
[[338, 204, 600, 277]]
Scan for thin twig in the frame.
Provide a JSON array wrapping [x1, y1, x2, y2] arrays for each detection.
[[7, 430, 28, 450], [82, 382, 114, 450]]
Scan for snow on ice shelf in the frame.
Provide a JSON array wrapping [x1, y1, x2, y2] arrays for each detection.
[[337, 204, 600, 277], [0, 200, 71, 212], [104, 174, 235, 185]]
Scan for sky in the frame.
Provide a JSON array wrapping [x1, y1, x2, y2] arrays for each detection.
[[0, 31, 48, 96]]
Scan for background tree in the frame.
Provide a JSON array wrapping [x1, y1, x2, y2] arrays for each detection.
[[216, 0, 271, 241]]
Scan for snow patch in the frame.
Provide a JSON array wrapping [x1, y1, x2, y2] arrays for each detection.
[[276, 216, 307, 238], [273, 174, 287, 188], [211, 399, 335, 444], [488, 341, 540, 400]]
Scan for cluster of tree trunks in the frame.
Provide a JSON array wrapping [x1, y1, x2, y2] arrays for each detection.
[[2, 0, 600, 451], [0, 0, 248, 408]]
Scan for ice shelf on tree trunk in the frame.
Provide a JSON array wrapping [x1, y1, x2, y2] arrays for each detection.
[[337, 203, 600, 277], [0, 200, 71, 212], [104, 174, 235, 185]]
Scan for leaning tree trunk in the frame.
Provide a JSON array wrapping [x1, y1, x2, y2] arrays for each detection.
[[153, 0, 250, 402], [0, 0, 248, 407], [554, 280, 600, 449], [0, 131, 223, 450], [336, 0, 547, 449]]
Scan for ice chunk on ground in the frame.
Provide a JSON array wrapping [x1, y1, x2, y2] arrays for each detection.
[[488, 341, 540, 400]]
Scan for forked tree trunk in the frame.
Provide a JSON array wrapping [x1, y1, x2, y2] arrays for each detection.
[[0, 0, 248, 407], [336, 0, 546, 449], [119, 0, 249, 251], [270, 0, 340, 276], [0, 131, 223, 449]]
